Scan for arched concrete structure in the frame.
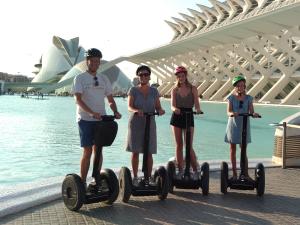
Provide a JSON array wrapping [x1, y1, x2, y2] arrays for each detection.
[[34, 1, 300, 105], [124, 0, 300, 105]]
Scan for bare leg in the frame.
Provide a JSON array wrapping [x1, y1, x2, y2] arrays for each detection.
[[172, 126, 183, 172], [190, 149, 198, 171], [80, 146, 93, 182], [230, 143, 237, 178], [131, 153, 139, 178]]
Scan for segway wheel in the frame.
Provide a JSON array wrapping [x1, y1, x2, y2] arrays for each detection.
[[166, 161, 175, 193], [200, 162, 209, 195], [221, 162, 228, 194], [100, 169, 119, 205], [119, 167, 132, 203], [255, 163, 265, 196], [62, 174, 85, 211], [156, 166, 168, 200]]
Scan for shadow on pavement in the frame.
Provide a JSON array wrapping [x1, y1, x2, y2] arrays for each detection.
[[79, 196, 271, 225]]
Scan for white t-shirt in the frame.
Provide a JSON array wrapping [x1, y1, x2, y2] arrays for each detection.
[[72, 71, 113, 121]]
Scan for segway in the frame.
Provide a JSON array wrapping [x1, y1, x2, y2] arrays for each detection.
[[221, 113, 265, 196], [119, 112, 168, 202], [167, 111, 210, 195], [62, 115, 119, 211]]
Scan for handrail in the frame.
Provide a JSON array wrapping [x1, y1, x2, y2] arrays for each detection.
[[269, 123, 300, 129], [287, 124, 300, 129]]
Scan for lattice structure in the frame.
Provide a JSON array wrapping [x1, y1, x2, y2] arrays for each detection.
[[127, 0, 300, 105]]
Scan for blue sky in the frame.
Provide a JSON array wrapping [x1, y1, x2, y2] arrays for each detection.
[[0, 0, 210, 77]]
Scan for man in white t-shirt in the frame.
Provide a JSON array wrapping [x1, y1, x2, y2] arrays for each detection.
[[72, 48, 122, 186]]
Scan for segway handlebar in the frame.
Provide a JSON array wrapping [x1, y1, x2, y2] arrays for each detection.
[[181, 111, 204, 115], [134, 112, 160, 116], [143, 112, 159, 116], [194, 111, 204, 115], [230, 113, 261, 118], [269, 122, 283, 127], [100, 115, 116, 121]]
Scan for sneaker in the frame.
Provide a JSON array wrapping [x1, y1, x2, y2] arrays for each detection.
[[132, 177, 139, 186], [239, 175, 253, 182], [149, 176, 156, 186], [192, 171, 200, 180], [176, 171, 183, 180], [87, 181, 102, 193]]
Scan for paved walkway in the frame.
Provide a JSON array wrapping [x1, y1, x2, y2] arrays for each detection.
[[1, 167, 300, 225]]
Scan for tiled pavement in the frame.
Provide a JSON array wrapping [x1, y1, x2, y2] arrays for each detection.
[[1, 167, 300, 225]]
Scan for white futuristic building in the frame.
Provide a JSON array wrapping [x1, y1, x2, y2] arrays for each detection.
[[124, 0, 300, 105], [34, 1, 300, 105], [31, 36, 132, 94]]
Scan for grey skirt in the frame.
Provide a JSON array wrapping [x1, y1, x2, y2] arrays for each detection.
[[126, 114, 157, 154]]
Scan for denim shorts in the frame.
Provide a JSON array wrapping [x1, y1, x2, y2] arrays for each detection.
[[78, 120, 99, 147]]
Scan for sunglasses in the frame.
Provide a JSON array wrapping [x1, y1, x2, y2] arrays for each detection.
[[138, 72, 150, 77], [94, 76, 99, 86], [175, 72, 186, 77], [239, 101, 244, 109]]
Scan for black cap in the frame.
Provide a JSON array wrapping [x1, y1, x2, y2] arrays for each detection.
[[85, 48, 102, 59]]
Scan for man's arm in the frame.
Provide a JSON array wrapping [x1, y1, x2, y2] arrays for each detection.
[[107, 94, 122, 119]]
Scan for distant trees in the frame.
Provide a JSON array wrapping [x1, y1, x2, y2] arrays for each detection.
[[0, 72, 32, 82]]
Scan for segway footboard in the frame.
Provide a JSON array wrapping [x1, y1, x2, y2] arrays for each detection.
[[132, 166, 168, 199], [85, 190, 110, 204], [84, 169, 119, 205], [132, 185, 158, 196], [229, 178, 255, 190], [173, 179, 201, 189]]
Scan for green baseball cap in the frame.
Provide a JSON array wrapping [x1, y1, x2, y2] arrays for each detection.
[[232, 75, 246, 86]]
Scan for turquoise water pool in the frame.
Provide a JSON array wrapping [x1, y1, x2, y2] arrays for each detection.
[[0, 95, 299, 186]]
